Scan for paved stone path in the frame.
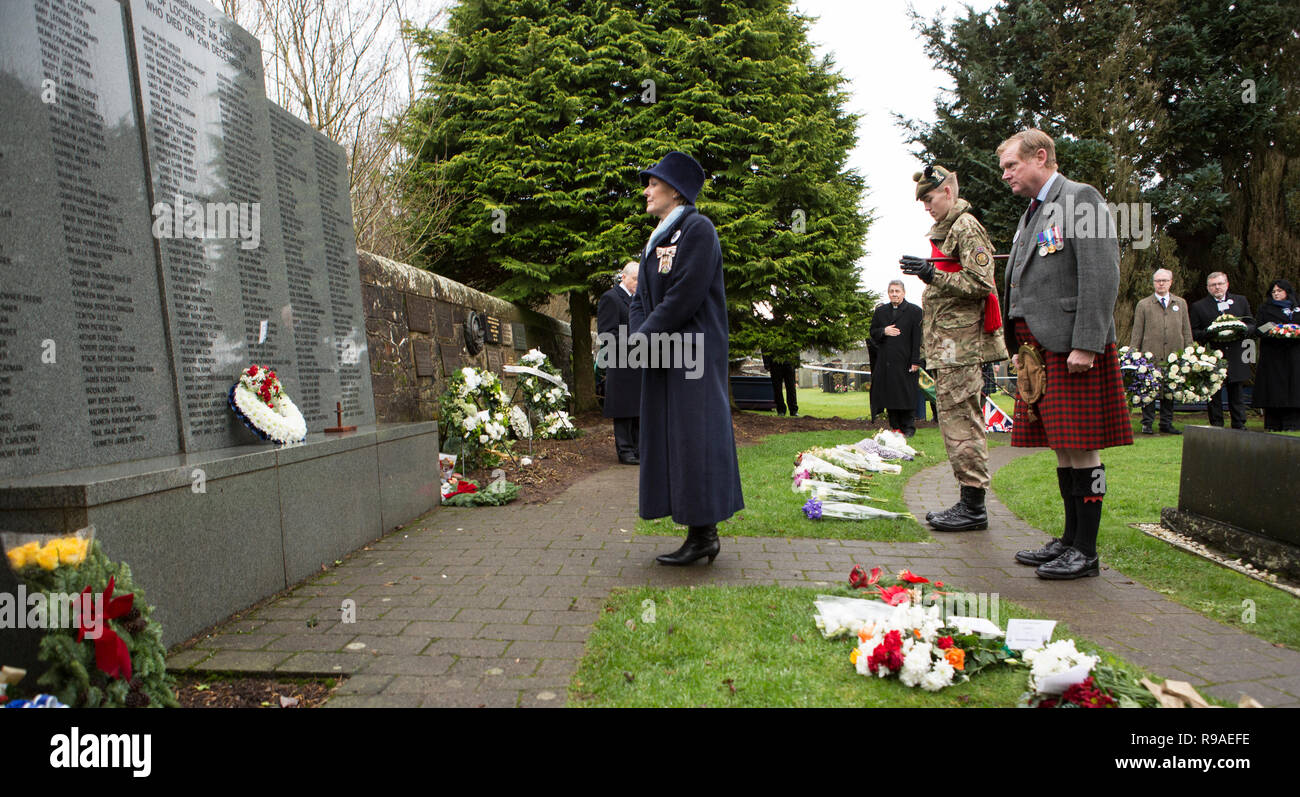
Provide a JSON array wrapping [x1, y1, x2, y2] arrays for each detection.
[[169, 446, 1300, 707]]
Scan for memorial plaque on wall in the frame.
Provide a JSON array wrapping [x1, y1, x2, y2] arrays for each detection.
[[486, 351, 502, 377], [265, 103, 374, 430], [0, 0, 182, 479], [512, 323, 527, 351], [484, 316, 502, 344], [412, 340, 435, 377], [126, 0, 300, 451], [435, 301, 455, 339], [439, 342, 461, 374], [405, 295, 434, 334]]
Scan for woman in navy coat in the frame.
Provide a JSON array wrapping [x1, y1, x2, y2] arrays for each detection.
[[629, 152, 744, 565]]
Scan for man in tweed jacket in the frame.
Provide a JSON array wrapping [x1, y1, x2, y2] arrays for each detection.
[[1131, 269, 1193, 434], [999, 129, 1132, 580]]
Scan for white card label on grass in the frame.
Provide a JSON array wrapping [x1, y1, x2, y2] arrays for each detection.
[[1005, 618, 1057, 650], [1037, 661, 1095, 695]]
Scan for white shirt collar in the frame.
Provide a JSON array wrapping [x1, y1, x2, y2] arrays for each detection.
[[620, 284, 633, 297], [1036, 171, 1060, 202]]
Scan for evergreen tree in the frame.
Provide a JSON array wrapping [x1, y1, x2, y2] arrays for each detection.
[[401, 0, 874, 406]]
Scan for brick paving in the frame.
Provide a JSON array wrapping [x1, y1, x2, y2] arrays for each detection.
[[169, 446, 1300, 707]]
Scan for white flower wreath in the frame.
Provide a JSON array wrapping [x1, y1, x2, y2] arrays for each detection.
[[229, 364, 307, 444]]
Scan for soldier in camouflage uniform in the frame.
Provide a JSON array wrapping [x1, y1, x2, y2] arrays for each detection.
[[900, 165, 1009, 531]]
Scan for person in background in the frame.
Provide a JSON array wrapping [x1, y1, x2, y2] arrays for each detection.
[[868, 280, 922, 436], [597, 262, 641, 464], [763, 352, 799, 417], [1252, 279, 1300, 432], [1130, 269, 1193, 435], [1188, 271, 1254, 429]]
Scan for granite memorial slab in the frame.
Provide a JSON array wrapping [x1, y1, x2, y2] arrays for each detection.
[[405, 295, 434, 334], [0, 0, 182, 480], [265, 102, 374, 430], [124, 0, 302, 451]]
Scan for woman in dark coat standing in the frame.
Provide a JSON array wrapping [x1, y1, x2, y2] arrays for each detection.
[[629, 151, 744, 565], [1252, 279, 1300, 431]]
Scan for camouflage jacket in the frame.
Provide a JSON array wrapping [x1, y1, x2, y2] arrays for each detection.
[[920, 199, 1009, 368]]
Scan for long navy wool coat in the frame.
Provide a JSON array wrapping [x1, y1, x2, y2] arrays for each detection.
[[629, 206, 744, 526]]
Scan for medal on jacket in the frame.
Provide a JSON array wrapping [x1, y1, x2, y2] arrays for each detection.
[[656, 245, 677, 274], [1037, 230, 1049, 257], [1048, 225, 1060, 253]]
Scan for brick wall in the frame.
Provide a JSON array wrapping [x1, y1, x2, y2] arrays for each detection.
[[358, 251, 574, 423]]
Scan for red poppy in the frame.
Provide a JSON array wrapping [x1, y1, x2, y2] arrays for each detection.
[[898, 569, 929, 584], [877, 585, 911, 606], [248, 365, 259, 376]]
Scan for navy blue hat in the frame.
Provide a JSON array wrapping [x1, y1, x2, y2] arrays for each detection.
[[639, 151, 705, 204]]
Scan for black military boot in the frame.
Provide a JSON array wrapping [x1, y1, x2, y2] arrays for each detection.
[[655, 525, 720, 566], [929, 486, 988, 531]]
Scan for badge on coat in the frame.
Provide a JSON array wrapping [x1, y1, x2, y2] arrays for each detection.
[[974, 247, 990, 267], [670, 230, 681, 243], [656, 245, 677, 274]]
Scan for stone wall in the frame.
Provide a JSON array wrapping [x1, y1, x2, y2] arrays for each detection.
[[359, 251, 574, 423]]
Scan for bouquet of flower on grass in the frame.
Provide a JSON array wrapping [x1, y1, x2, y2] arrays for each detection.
[[228, 364, 307, 444], [1164, 345, 1227, 403], [802, 497, 909, 521], [1117, 347, 1163, 407], [1206, 313, 1248, 341], [859, 430, 917, 460], [440, 472, 520, 506], [1258, 322, 1300, 339], [1017, 640, 1159, 708]]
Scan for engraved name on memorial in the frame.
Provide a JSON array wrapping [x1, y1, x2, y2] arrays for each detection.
[[0, 0, 181, 479]]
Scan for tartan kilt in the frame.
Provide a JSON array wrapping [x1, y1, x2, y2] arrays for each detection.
[[1011, 320, 1134, 450]]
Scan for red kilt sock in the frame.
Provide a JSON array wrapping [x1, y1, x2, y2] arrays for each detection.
[[1057, 467, 1077, 547], [1071, 464, 1105, 558]]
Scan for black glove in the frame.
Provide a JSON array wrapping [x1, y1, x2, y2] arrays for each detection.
[[899, 255, 934, 283]]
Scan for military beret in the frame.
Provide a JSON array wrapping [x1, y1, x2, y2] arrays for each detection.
[[913, 163, 952, 200]]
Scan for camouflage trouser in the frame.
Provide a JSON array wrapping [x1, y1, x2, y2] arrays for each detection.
[[934, 363, 990, 489]]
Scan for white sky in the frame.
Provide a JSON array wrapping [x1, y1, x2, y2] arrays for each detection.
[[792, 0, 999, 304]]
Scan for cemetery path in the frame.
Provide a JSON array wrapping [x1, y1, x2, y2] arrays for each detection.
[[168, 447, 1300, 708]]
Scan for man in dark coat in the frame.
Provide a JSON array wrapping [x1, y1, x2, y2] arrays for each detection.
[[1189, 271, 1254, 429], [630, 151, 744, 566], [869, 280, 922, 436], [597, 262, 641, 464], [762, 352, 799, 416], [1252, 279, 1300, 431]]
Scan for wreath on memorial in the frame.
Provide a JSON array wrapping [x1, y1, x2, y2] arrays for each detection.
[[229, 364, 307, 444], [1117, 347, 1163, 407], [1, 527, 177, 708], [439, 366, 512, 470], [518, 349, 579, 439], [1163, 345, 1228, 403]]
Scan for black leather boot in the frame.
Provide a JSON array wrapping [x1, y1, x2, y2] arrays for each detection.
[[656, 525, 720, 566], [929, 486, 988, 531]]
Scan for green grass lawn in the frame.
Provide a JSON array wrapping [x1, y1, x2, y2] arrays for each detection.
[[993, 411, 1300, 648], [568, 584, 1159, 707], [637, 427, 949, 542], [792, 386, 873, 419]]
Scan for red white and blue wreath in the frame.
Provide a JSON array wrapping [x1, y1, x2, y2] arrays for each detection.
[[228, 364, 307, 444]]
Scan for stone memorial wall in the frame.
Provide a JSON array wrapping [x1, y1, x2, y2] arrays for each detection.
[[0, 0, 374, 481]]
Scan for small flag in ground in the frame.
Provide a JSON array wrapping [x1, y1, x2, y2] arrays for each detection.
[[983, 395, 1013, 432]]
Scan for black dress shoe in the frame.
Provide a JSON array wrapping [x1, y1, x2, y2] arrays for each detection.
[[1159, 425, 1182, 435], [619, 455, 640, 465], [1015, 537, 1066, 566], [1035, 547, 1100, 579], [1141, 426, 1154, 435], [656, 525, 719, 566]]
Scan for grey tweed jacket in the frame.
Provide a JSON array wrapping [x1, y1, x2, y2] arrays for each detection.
[[1002, 174, 1120, 354]]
